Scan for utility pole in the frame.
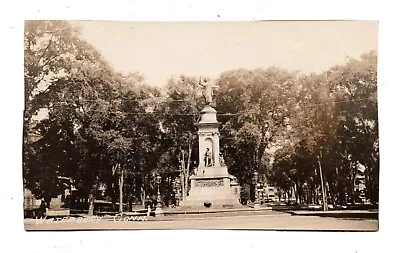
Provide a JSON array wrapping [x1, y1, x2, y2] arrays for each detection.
[[180, 151, 186, 201], [317, 155, 328, 211], [118, 164, 124, 213]]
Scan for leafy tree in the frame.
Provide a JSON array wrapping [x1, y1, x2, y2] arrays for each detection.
[[270, 51, 378, 207], [216, 68, 298, 185], [157, 75, 204, 200], [326, 51, 378, 204], [24, 20, 121, 214]]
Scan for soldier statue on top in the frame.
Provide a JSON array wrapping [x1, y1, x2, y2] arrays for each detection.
[[199, 77, 219, 106]]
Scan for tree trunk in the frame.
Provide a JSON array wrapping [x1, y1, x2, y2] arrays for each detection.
[[128, 195, 132, 212], [87, 172, 100, 216], [313, 185, 318, 204], [365, 164, 378, 204], [351, 175, 357, 204], [293, 184, 299, 204], [299, 183, 304, 204], [337, 173, 345, 205], [314, 185, 318, 204], [111, 192, 116, 211], [111, 164, 117, 211], [349, 162, 356, 204], [326, 181, 332, 205], [167, 176, 171, 206], [141, 175, 146, 206], [43, 196, 51, 209], [370, 167, 379, 205], [88, 188, 95, 216]]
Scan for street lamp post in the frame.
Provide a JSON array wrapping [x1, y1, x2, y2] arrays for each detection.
[[253, 171, 260, 209], [155, 174, 164, 216]]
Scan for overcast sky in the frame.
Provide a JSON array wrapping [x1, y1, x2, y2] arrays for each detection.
[[70, 21, 378, 87]]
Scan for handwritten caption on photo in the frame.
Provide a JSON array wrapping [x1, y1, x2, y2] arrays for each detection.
[[35, 214, 148, 224]]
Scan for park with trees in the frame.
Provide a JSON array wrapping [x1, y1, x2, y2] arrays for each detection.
[[23, 21, 379, 215]]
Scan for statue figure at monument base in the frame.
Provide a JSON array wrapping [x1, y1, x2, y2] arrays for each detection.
[[204, 148, 213, 167]]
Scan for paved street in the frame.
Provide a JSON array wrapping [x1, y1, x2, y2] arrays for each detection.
[[25, 212, 378, 231]]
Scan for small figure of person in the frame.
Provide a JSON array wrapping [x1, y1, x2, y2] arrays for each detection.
[[38, 198, 47, 218], [40, 199, 46, 210], [145, 195, 153, 209], [204, 148, 212, 167], [219, 153, 226, 166], [147, 205, 151, 217]]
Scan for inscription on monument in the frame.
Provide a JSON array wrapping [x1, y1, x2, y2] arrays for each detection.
[[195, 179, 224, 187]]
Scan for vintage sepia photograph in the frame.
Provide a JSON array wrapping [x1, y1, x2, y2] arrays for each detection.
[[23, 20, 379, 231]]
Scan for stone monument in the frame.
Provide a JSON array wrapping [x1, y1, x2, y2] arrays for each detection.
[[180, 78, 241, 208]]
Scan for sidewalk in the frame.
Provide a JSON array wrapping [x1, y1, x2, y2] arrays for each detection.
[[288, 210, 378, 219], [162, 206, 272, 215], [101, 208, 287, 222]]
